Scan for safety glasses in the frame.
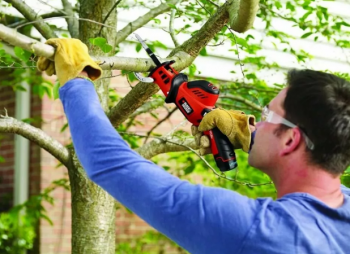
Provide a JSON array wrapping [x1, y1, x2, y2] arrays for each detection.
[[261, 106, 315, 150]]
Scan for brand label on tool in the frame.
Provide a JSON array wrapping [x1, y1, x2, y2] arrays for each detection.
[[179, 97, 193, 115]]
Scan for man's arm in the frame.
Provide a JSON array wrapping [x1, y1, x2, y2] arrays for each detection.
[[60, 78, 260, 254]]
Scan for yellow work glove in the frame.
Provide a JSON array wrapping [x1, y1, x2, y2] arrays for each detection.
[[193, 108, 255, 153], [191, 125, 211, 155], [37, 38, 102, 85]]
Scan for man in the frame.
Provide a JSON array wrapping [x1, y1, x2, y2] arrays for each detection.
[[38, 38, 350, 254]]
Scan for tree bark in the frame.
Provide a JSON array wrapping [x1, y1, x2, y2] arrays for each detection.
[[66, 0, 118, 253], [69, 152, 117, 254]]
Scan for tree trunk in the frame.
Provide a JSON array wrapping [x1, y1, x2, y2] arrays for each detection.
[[68, 155, 117, 254], [67, 0, 118, 253]]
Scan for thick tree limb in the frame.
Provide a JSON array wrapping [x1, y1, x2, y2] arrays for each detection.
[[115, 0, 181, 45], [107, 51, 195, 127], [96, 53, 193, 72], [171, 0, 259, 57], [0, 116, 70, 167], [228, 0, 259, 33], [4, 0, 56, 39], [0, 24, 193, 71], [170, 1, 230, 57], [136, 136, 198, 159], [0, 24, 55, 59], [61, 0, 79, 38], [97, 0, 122, 36]]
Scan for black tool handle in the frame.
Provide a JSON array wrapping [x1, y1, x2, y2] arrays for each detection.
[[204, 128, 237, 171]]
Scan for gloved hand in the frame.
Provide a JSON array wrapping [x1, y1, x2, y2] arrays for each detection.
[[192, 108, 256, 154], [37, 38, 102, 85], [191, 125, 211, 155]]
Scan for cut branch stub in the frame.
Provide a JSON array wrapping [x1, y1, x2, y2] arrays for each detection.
[[228, 0, 260, 33]]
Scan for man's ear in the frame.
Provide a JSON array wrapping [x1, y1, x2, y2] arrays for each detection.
[[279, 128, 302, 156]]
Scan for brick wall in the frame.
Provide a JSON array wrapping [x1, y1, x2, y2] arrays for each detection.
[[0, 83, 42, 209], [0, 85, 15, 212]]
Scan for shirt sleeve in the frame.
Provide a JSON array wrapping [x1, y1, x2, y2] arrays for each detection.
[[59, 78, 260, 254]]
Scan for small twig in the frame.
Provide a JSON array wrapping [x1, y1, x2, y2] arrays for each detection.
[[216, 102, 257, 112], [195, 0, 211, 16], [1, 108, 8, 117], [8, 12, 66, 28], [219, 95, 262, 111], [0, 66, 37, 69], [125, 73, 134, 89], [97, 0, 123, 36], [225, 25, 245, 79], [207, 0, 219, 8], [120, 131, 272, 187], [207, 40, 225, 47], [169, 9, 180, 47], [98, 72, 126, 80], [15, 16, 116, 31], [144, 107, 178, 144], [37, 0, 67, 14]]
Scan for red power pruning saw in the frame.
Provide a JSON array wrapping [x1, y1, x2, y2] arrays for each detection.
[[134, 34, 237, 172]]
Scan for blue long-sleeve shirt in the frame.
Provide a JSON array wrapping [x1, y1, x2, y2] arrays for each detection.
[[60, 78, 350, 254]]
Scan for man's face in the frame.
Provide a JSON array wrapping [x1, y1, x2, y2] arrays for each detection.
[[248, 88, 288, 172]]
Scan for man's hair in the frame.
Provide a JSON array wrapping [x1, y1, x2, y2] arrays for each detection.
[[283, 69, 350, 175]]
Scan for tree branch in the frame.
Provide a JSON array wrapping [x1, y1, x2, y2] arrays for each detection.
[[97, 0, 122, 36], [0, 24, 55, 59], [228, 0, 259, 33], [128, 97, 165, 118], [219, 95, 262, 111], [171, 0, 259, 58], [8, 12, 66, 28], [136, 136, 198, 159], [107, 51, 195, 127], [61, 0, 79, 38], [0, 24, 193, 71], [144, 107, 178, 143], [169, 9, 179, 47], [170, 1, 230, 57], [0, 115, 70, 167], [115, 0, 181, 45], [4, 0, 56, 39]]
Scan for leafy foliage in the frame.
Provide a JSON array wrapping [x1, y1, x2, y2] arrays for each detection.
[[115, 230, 188, 254], [0, 179, 69, 253]]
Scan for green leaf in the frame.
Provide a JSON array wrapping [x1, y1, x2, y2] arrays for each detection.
[[53, 82, 60, 100], [60, 123, 69, 133], [167, 3, 177, 9], [275, 1, 282, 9], [188, 64, 196, 76], [89, 37, 113, 53], [153, 18, 161, 24], [236, 37, 249, 48], [14, 46, 31, 62], [184, 163, 195, 175], [0, 156, 4, 163], [135, 43, 142, 52], [301, 32, 312, 38], [199, 47, 207, 56]]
